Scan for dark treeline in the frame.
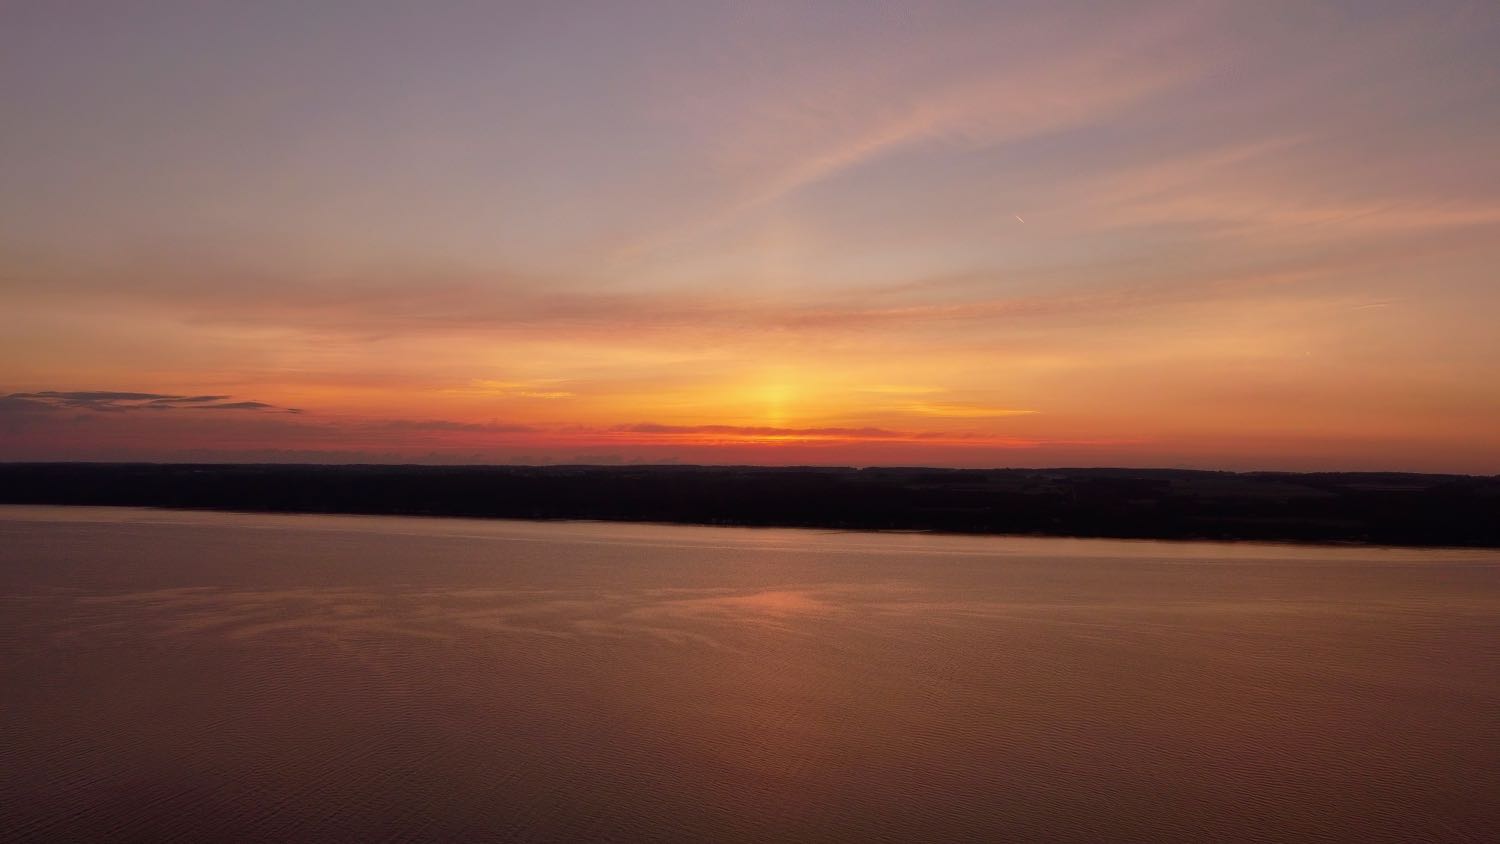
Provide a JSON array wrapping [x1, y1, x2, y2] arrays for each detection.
[[2, 463, 1498, 547]]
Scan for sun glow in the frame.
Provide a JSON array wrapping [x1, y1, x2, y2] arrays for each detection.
[[762, 381, 792, 427]]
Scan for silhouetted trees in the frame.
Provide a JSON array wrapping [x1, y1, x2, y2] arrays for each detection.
[[2, 463, 1496, 547]]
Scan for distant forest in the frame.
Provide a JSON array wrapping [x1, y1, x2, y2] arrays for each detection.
[[2, 463, 1498, 548]]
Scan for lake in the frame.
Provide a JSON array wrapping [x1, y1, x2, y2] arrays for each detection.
[[2, 506, 1497, 841]]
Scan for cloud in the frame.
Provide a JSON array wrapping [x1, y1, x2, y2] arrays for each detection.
[[857, 385, 947, 395], [900, 403, 1038, 419], [614, 2, 1203, 258], [614, 423, 912, 439], [6, 390, 299, 414], [18, 391, 185, 404], [372, 419, 537, 433], [152, 395, 233, 404], [200, 401, 277, 411], [0, 395, 58, 414], [604, 423, 1041, 445], [0, 254, 1349, 345]]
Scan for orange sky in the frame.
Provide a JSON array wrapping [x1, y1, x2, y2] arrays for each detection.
[[3, 2, 1498, 471]]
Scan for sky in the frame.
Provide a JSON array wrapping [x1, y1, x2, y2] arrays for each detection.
[[3, 1, 1498, 471]]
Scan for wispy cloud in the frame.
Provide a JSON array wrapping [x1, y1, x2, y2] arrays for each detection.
[[370, 419, 537, 434], [3, 250, 1377, 344], [613, 423, 914, 439], [899, 403, 1037, 419], [5, 391, 301, 414], [442, 379, 575, 400], [617, 4, 1203, 258], [603, 423, 1043, 446]]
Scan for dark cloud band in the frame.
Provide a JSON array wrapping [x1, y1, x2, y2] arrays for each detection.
[[3, 391, 299, 414]]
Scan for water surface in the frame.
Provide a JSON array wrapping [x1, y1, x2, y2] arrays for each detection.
[[2, 506, 1497, 841]]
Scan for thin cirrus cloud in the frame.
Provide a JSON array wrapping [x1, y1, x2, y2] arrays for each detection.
[[621, 43, 1190, 259], [0, 255, 1359, 342], [597, 424, 1095, 449], [612, 423, 926, 440], [4, 391, 301, 414], [370, 419, 538, 434], [899, 404, 1038, 419], [606, 3, 1214, 264]]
